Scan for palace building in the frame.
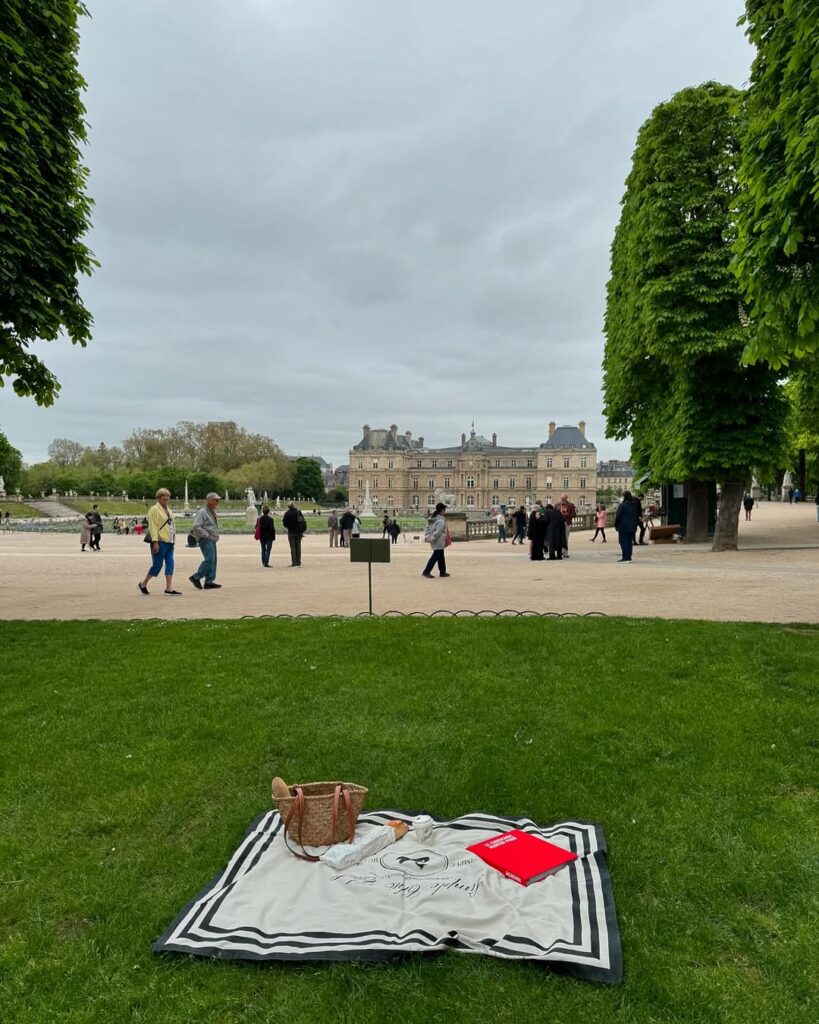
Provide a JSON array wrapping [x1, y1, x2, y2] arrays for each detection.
[[348, 422, 597, 512]]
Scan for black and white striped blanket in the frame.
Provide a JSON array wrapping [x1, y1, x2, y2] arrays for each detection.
[[154, 810, 622, 983]]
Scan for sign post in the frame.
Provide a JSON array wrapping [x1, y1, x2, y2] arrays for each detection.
[[349, 538, 391, 615]]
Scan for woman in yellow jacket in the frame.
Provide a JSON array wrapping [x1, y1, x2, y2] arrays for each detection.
[[138, 488, 181, 596]]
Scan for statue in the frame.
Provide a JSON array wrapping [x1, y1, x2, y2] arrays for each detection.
[[0, 475, 6, 498], [781, 470, 793, 502], [275, 496, 281, 510], [245, 487, 258, 525], [361, 480, 374, 516], [434, 487, 457, 510]]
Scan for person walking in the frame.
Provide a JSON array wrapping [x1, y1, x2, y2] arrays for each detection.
[[743, 493, 754, 521], [189, 492, 221, 589], [139, 487, 181, 595], [815, 490, 819, 522], [422, 502, 450, 578], [495, 510, 507, 542], [512, 505, 527, 545], [351, 513, 362, 539], [80, 511, 93, 552], [256, 504, 276, 567], [327, 510, 339, 547], [282, 501, 307, 567], [89, 504, 103, 550], [555, 494, 576, 557], [614, 491, 639, 563], [390, 517, 401, 544], [590, 504, 607, 542], [634, 493, 646, 545], [381, 513, 390, 539]]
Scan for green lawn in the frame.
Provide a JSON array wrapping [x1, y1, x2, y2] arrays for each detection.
[[0, 501, 46, 518], [1, 619, 816, 1024]]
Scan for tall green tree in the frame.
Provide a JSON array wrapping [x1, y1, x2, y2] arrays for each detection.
[[0, 428, 23, 490], [0, 1, 96, 405], [290, 457, 325, 502], [603, 83, 787, 550], [733, 1, 819, 366]]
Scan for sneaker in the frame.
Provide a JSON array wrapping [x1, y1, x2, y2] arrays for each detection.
[[138, 582, 149, 595], [189, 575, 202, 590], [203, 582, 222, 589]]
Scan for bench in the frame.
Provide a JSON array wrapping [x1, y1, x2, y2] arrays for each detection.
[[649, 524, 681, 544]]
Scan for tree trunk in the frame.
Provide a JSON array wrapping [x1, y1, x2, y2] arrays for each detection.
[[712, 480, 744, 551], [685, 479, 709, 542]]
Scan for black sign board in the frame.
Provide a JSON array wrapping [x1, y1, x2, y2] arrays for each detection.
[[349, 538, 391, 613]]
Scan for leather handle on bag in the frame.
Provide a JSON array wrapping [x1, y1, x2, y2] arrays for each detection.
[[283, 784, 355, 862]]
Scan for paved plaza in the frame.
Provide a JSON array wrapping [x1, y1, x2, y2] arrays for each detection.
[[0, 501, 816, 623]]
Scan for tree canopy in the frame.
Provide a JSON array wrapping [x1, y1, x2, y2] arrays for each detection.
[[290, 458, 326, 501], [0, 428, 23, 490], [0, 1, 96, 405], [603, 82, 787, 548], [734, 0, 819, 365]]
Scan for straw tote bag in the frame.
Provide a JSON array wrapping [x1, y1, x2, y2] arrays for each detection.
[[272, 781, 368, 861]]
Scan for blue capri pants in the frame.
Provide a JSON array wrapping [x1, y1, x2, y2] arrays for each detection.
[[148, 540, 175, 577]]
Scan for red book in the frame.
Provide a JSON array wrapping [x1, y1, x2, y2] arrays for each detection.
[[467, 829, 577, 886]]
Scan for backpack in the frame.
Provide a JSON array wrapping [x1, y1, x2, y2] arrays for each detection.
[[296, 511, 307, 534]]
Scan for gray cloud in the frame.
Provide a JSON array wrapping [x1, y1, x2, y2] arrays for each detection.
[[1, 0, 752, 466]]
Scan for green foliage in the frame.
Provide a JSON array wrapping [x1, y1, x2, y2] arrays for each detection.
[[604, 82, 787, 487], [0, 428, 23, 489], [784, 352, 819, 485], [290, 456, 326, 500], [0, 1, 97, 405], [223, 455, 292, 497], [122, 421, 282, 473], [1, 618, 817, 1023], [734, 1, 819, 365]]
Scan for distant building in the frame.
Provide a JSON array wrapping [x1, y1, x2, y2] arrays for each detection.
[[348, 422, 597, 512], [596, 459, 634, 493]]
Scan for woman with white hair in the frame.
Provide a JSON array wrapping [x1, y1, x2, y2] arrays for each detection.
[[138, 488, 180, 595]]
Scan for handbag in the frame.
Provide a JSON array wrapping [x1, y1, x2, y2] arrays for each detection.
[[445, 527, 452, 547], [254, 518, 261, 541], [272, 780, 368, 862]]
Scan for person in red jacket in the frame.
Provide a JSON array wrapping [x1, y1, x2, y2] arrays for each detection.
[[555, 494, 576, 558]]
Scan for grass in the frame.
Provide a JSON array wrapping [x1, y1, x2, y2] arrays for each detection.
[[1, 618, 816, 1024], [0, 501, 47, 518]]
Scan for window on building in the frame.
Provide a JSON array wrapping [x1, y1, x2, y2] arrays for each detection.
[[545, 480, 552, 490], [492, 478, 499, 489], [466, 475, 475, 488], [372, 478, 378, 488], [412, 477, 419, 489], [546, 457, 553, 468], [527, 458, 534, 467], [357, 460, 363, 469], [492, 495, 499, 505], [466, 495, 474, 507], [416, 459, 422, 468], [579, 495, 586, 505], [447, 459, 453, 467], [563, 457, 570, 469], [509, 477, 515, 488], [412, 495, 419, 507], [495, 459, 501, 467], [428, 494, 435, 505], [388, 477, 393, 488], [580, 456, 587, 469], [431, 460, 437, 468], [444, 476, 450, 488], [525, 477, 532, 490], [388, 459, 394, 469], [357, 478, 363, 488], [511, 459, 517, 468], [428, 478, 435, 489], [563, 476, 570, 488], [508, 495, 516, 506], [387, 496, 394, 507], [372, 460, 378, 469], [580, 476, 586, 488]]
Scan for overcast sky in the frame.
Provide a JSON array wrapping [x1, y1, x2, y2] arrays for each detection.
[[2, 0, 752, 468]]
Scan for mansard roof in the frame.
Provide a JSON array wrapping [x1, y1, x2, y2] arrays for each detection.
[[541, 425, 594, 449]]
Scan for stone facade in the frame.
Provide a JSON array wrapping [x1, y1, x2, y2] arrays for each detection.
[[596, 460, 634, 493], [349, 422, 597, 512]]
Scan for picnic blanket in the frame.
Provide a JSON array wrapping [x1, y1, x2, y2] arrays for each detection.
[[154, 809, 622, 984]]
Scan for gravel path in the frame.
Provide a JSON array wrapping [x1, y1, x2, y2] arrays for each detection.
[[1, 501, 816, 622]]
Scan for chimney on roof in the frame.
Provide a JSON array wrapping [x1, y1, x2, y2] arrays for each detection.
[[492, 432, 497, 447], [363, 424, 371, 438], [578, 420, 586, 436], [418, 436, 424, 448], [405, 430, 412, 443], [548, 421, 556, 437], [389, 424, 398, 439], [461, 432, 466, 447]]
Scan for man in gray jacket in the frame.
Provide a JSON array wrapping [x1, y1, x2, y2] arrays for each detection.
[[190, 492, 221, 589]]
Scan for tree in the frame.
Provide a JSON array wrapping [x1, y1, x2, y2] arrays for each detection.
[[290, 458, 325, 501], [47, 437, 89, 465], [603, 83, 787, 551], [0, 1, 97, 405], [0, 429, 23, 490], [224, 456, 292, 498], [734, 1, 819, 366]]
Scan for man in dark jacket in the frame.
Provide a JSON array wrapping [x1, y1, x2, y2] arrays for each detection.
[[257, 505, 276, 567], [512, 506, 528, 545], [544, 503, 565, 560], [282, 501, 306, 567], [339, 509, 355, 547], [634, 493, 646, 545], [527, 503, 547, 560], [614, 491, 639, 562]]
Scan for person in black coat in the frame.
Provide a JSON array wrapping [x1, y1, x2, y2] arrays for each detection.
[[527, 503, 547, 560], [614, 491, 639, 562], [257, 505, 276, 567], [544, 503, 565, 560], [339, 509, 355, 547], [634, 493, 646, 545], [282, 502, 306, 566]]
